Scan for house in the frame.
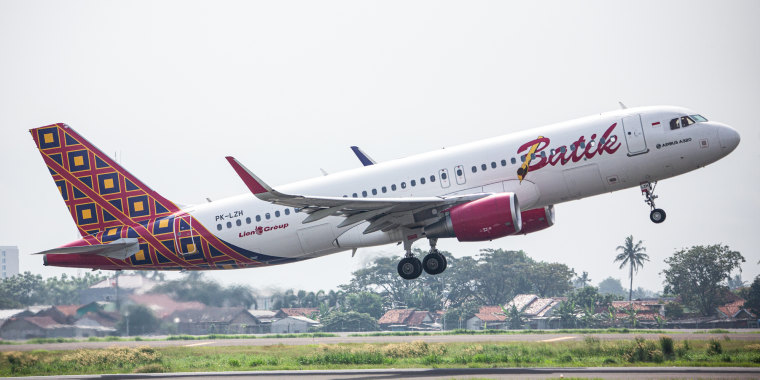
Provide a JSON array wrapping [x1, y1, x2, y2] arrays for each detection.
[[378, 309, 435, 331], [271, 316, 321, 334], [36, 305, 83, 324], [608, 301, 665, 327], [466, 306, 507, 330], [127, 293, 205, 319], [248, 310, 278, 333], [715, 296, 757, 327], [166, 307, 262, 335], [74, 310, 121, 331], [275, 308, 320, 320], [0, 316, 73, 340]]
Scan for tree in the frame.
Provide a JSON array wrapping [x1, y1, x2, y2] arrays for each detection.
[[598, 277, 626, 297], [505, 304, 523, 329], [727, 274, 746, 290], [574, 271, 591, 288], [319, 311, 378, 332], [614, 235, 650, 301], [116, 304, 160, 336], [664, 302, 684, 319], [742, 275, 760, 316], [661, 244, 745, 316], [344, 292, 384, 319], [530, 262, 575, 297], [150, 272, 256, 308]]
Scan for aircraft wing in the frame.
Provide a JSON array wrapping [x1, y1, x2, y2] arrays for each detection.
[[226, 156, 486, 234], [33, 238, 140, 260]]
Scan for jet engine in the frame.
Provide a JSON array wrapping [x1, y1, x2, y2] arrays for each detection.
[[519, 205, 555, 235], [424, 193, 521, 242]]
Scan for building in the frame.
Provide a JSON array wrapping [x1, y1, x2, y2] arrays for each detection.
[[166, 307, 262, 335], [0, 246, 20, 279], [79, 274, 157, 304], [466, 306, 507, 330], [271, 316, 320, 334], [0, 316, 73, 340], [275, 308, 320, 320], [378, 309, 435, 331], [248, 310, 278, 333]]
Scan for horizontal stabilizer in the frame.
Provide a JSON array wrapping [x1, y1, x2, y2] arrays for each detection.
[[33, 238, 140, 260]]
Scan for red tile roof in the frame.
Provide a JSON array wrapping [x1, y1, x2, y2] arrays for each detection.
[[279, 308, 319, 318], [717, 298, 756, 319], [129, 293, 205, 318], [406, 311, 431, 326], [55, 305, 82, 317], [378, 309, 414, 325], [22, 316, 64, 329], [473, 306, 506, 322]]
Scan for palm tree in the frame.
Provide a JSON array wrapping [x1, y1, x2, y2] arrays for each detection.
[[614, 235, 650, 302]]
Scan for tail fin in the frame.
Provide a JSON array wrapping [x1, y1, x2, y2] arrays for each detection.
[[30, 123, 180, 237]]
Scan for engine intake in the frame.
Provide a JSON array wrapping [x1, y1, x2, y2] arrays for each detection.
[[424, 193, 521, 242]]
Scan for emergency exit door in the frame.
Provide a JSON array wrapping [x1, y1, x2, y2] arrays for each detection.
[[621, 114, 649, 156]]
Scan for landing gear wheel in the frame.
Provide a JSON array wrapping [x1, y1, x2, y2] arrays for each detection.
[[423, 252, 447, 275], [398, 257, 423, 280], [650, 208, 666, 224]]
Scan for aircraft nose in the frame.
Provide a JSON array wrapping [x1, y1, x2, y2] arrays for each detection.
[[718, 124, 741, 152]]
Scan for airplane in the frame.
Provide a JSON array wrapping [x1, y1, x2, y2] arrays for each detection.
[[30, 105, 740, 279]]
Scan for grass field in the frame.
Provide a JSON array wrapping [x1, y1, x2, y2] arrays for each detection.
[[1, 336, 759, 376]]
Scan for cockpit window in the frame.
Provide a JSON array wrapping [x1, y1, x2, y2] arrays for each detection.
[[690, 114, 708, 122], [681, 116, 695, 127], [669, 118, 681, 130]]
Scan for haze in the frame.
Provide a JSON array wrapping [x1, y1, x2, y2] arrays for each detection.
[[1, 0, 758, 293]]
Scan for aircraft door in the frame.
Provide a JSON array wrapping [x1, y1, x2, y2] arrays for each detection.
[[621, 114, 649, 156], [454, 165, 466, 185], [438, 169, 451, 188], [174, 214, 199, 256]]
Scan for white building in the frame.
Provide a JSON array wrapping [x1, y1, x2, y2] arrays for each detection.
[[271, 316, 321, 334], [1, 246, 20, 279]]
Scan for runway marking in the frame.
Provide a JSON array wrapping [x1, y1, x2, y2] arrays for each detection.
[[539, 336, 576, 343], [184, 342, 214, 347]]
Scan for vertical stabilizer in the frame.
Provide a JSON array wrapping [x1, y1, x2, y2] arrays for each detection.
[[30, 123, 180, 237]]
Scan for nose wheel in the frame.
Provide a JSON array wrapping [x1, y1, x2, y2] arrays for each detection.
[[641, 181, 666, 224]]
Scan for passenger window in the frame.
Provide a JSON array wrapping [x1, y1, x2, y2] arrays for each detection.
[[599, 137, 606, 144], [246, 217, 251, 224], [275, 210, 281, 217], [236, 219, 242, 226], [352, 193, 358, 198], [561, 146, 567, 153], [401, 182, 406, 189], [256, 215, 261, 222], [501, 159, 506, 166], [491, 162, 496, 169], [441, 172, 448, 179], [511, 157, 516, 164], [391, 184, 397, 191], [472, 166, 477, 173], [570, 144, 576, 151], [420, 177, 426, 185], [670, 118, 681, 130], [430, 175, 435, 182], [481, 164, 487, 171], [580, 142, 585, 149], [265, 213, 271, 220], [456, 168, 463, 176], [362, 190, 367, 197], [372, 188, 377, 195], [285, 209, 290, 215], [216, 224, 222, 231], [530, 153, 536, 159], [411, 180, 416, 187], [226, 222, 232, 229], [382, 186, 387, 193]]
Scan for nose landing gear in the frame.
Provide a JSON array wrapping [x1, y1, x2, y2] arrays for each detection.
[[641, 181, 666, 224]]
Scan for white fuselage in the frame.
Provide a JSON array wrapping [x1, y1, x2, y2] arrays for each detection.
[[187, 106, 739, 262]]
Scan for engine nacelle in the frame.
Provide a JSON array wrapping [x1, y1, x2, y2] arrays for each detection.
[[424, 193, 521, 242], [519, 205, 555, 235]]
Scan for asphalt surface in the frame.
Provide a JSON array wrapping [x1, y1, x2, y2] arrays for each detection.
[[8, 367, 760, 379], [2, 329, 759, 352]]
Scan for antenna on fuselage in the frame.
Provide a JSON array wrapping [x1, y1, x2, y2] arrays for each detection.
[[618, 101, 628, 110]]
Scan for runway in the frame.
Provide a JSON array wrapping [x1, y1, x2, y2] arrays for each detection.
[[2, 330, 759, 352], [10, 367, 760, 379]]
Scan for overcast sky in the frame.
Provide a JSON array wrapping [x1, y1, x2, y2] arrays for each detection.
[[1, 1, 758, 295]]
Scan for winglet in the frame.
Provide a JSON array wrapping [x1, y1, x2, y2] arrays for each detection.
[[350, 146, 376, 166], [225, 156, 274, 195]]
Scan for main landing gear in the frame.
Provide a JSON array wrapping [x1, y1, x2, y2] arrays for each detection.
[[397, 238, 448, 280], [641, 181, 666, 224]]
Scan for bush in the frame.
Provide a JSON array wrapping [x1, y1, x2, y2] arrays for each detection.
[[623, 337, 662, 363], [659, 335, 674, 358], [707, 339, 722, 355], [133, 363, 166, 373]]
